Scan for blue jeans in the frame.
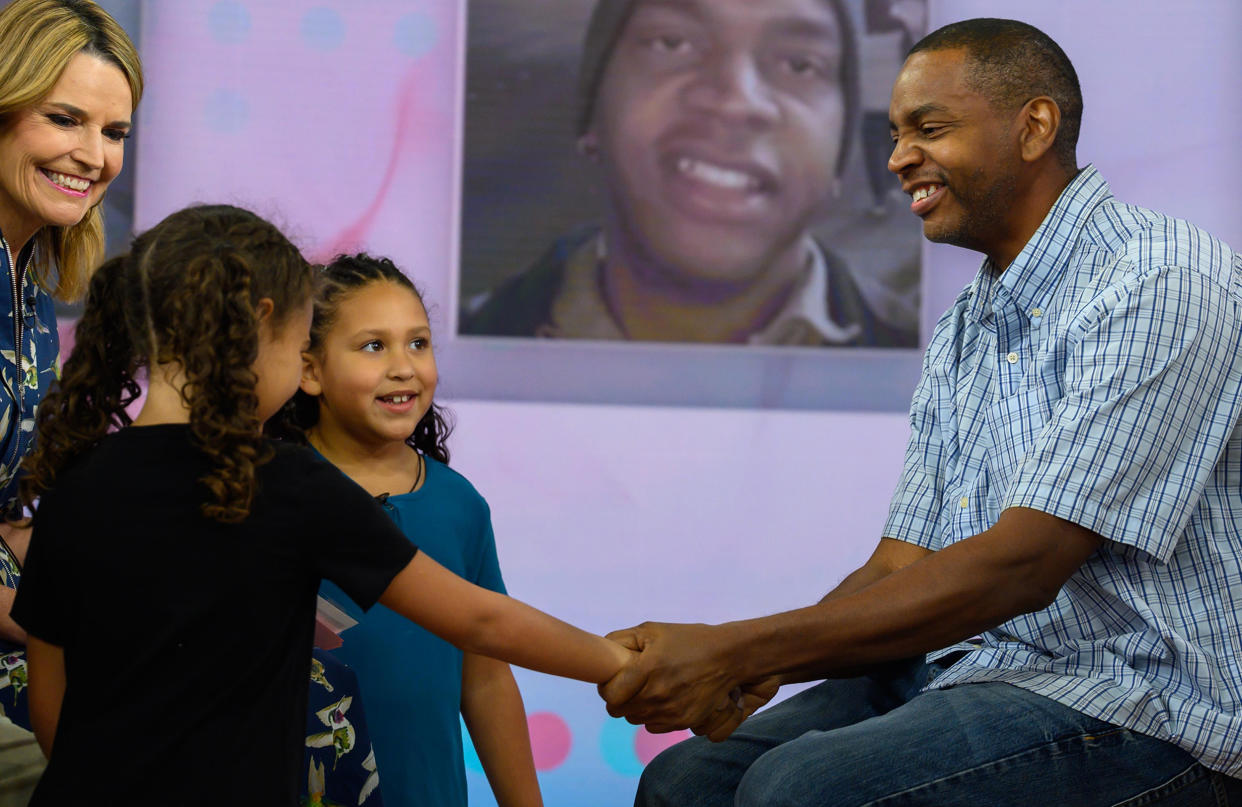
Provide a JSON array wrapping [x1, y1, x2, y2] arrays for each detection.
[[636, 658, 1242, 806]]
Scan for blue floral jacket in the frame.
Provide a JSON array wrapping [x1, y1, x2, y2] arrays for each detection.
[[0, 231, 59, 515], [0, 229, 61, 728]]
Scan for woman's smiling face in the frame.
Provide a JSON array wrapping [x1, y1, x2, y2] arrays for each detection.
[[0, 50, 132, 247]]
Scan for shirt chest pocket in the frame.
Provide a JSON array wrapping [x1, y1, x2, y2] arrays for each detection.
[[984, 386, 1057, 493]]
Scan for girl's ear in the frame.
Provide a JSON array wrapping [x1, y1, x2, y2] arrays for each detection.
[[255, 297, 275, 324], [300, 352, 323, 397]]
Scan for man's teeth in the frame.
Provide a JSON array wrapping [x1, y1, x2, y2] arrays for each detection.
[[677, 157, 759, 191], [912, 184, 941, 203], [382, 394, 412, 404], [44, 171, 90, 192]]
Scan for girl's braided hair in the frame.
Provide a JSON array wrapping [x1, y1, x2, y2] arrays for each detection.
[[22, 204, 317, 522]]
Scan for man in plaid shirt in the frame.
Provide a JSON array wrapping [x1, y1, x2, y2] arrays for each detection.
[[605, 17, 1242, 807]]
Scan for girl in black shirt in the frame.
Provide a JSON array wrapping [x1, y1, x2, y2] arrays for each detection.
[[11, 204, 631, 806]]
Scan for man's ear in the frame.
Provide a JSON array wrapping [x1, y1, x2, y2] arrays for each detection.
[[1017, 96, 1060, 163], [300, 352, 323, 397]]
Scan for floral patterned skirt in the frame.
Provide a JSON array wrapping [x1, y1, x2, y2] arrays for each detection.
[[0, 640, 29, 729], [302, 648, 385, 807]]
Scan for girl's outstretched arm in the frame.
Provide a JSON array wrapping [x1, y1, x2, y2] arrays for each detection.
[[26, 636, 65, 758], [379, 552, 631, 684], [462, 653, 543, 807]]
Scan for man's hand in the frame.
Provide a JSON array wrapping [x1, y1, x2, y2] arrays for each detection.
[[737, 676, 781, 718], [684, 675, 782, 742], [597, 621, 743, 734]]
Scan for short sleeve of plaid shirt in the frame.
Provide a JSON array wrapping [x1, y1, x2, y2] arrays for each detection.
[[1003, 262, 1242, 562]]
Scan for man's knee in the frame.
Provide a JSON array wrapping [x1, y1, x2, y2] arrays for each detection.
[[634, 735, 715, 807], [735, 744, 818, 807], [734, 731, 867, 807]]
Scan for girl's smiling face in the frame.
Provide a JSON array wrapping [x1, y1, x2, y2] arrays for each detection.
[[301, 280, 438, 451]]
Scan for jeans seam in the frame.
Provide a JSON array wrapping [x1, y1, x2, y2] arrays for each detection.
[[1108, 762, 1209, 807], [859, 727, 1144, 807]]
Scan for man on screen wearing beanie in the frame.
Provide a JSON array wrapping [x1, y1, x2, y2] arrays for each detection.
[[462, 0, 917, 347]]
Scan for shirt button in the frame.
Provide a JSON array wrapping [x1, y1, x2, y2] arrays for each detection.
[[959, 496, 969, 508], [1006, 352, 1019, 364], [1031, 308, 1043, 317]]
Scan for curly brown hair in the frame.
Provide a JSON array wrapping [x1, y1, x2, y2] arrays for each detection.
[[21, 204, 316, 522], [265, 253, 453, 464]]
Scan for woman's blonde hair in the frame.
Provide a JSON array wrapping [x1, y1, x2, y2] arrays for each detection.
[[0, 0, 143, 301]]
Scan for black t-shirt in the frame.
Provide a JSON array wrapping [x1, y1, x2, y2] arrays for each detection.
[[12, 424, 418, 805]]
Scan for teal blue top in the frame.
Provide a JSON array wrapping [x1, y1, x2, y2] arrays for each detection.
[[320, 455, 507, 807]]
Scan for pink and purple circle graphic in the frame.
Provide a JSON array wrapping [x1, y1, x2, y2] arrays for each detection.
[[463, 713, 691, 777]]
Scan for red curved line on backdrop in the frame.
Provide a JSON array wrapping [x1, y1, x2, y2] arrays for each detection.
[[313, 66, 424, 261]]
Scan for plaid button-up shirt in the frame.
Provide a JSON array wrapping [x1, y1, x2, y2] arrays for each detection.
[[884, 166, 1242, 775]]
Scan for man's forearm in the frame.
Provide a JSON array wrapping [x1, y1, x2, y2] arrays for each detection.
[[751, 538, 928, 686], [597, 509, 1100, 734], [727, 509, 1101, 684], [817, 537, 930, 604]]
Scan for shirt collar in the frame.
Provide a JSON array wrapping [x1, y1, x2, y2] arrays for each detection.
[[544, 234, 623, 340], [548, 233, 862, 344], [748, 240, 863, 345], [968, 165, 1112, 324], [0, 228, 36, 280]]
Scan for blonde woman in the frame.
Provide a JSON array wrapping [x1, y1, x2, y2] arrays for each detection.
[[0, 0, 142, 727]]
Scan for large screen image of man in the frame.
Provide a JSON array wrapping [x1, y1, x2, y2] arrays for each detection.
[[458, 0, 924, 349]]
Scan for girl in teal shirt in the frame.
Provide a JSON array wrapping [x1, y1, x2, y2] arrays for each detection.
[[280, 254, 542, 807]]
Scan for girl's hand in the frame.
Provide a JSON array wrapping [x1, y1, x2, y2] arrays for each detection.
[[605, 633, 639, 677]]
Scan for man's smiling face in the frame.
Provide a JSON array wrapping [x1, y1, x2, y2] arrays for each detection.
[[888, 47, 1023, 260], [588, 0, 847, 291]]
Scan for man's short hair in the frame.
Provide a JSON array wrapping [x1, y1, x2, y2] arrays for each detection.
[[574, 0, 860, 177], [909, 18, 1082, 170]]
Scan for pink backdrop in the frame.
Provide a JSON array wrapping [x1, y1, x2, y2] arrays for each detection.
[[126, 1, 1242, 803]]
